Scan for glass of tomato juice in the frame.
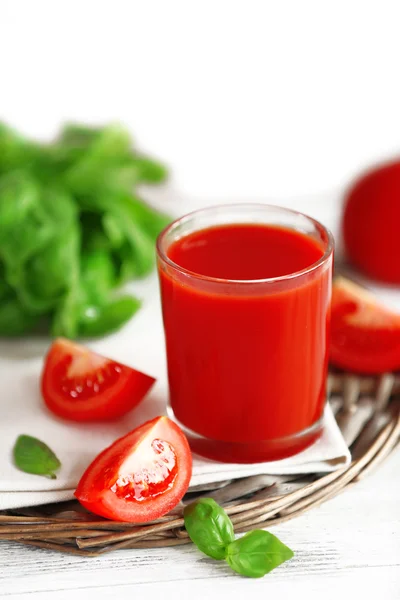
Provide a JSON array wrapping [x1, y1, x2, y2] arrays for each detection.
[[157, 204, 334, 463]]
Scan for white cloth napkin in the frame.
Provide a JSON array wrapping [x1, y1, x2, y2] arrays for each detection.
[[0, 275, 350, 511]]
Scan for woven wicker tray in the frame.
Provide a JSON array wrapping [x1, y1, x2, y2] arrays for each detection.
[[0, 371, 399, 556]]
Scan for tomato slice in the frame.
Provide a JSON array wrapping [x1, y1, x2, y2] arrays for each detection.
[[75, 416, 192, 522], [330, 277, 400, 374], [41, 338, 156, 422]]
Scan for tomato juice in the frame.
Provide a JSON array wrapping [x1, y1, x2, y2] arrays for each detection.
[[157, 205, 333, 462]]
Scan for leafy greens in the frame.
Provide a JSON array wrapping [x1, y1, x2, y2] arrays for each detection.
[[0, 122, 170, 338]]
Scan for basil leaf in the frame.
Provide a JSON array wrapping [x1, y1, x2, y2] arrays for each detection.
[[13, 435, 61, 479], [226, 530, 294, 578], [78, 296, 141, 337], [184, 498, 235, 560]]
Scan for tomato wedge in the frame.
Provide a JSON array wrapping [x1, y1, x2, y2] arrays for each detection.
[[41, 338, 156, 422], [75, 416, 192, 522], [330, 277, 400, 374]]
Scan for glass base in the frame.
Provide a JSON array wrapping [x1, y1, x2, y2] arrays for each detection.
[[168, 408, 324, 463]]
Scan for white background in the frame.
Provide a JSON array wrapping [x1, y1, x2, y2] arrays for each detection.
[[0, 2, 399, 599], [1, 0, 400, 201]]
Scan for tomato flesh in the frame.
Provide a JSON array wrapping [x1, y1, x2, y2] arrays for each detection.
[[41, 338, 156, 422], [330, 277, 400, 374], [75, 416, 192, 522], [111, 438, 177, 501]]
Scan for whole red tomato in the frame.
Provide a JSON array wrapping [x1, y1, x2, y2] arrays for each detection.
[[343, 160, 400, 284]]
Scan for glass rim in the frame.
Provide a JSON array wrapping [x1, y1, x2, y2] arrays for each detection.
[[156, 203, 334, 285]]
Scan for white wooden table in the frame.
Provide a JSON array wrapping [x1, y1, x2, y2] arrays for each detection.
[[0, 450, 398, 600]]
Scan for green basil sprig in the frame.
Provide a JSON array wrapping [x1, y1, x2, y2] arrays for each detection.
[[184, 498, 294, 578]]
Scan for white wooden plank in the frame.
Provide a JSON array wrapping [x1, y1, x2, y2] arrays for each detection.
[[6, 567, 400, 600]]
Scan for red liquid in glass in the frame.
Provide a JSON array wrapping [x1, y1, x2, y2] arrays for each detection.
[[159, 224, 331, 462]]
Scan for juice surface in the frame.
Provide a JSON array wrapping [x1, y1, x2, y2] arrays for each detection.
[[168, 224, 323, 280], [159, 223, 331, 460]]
